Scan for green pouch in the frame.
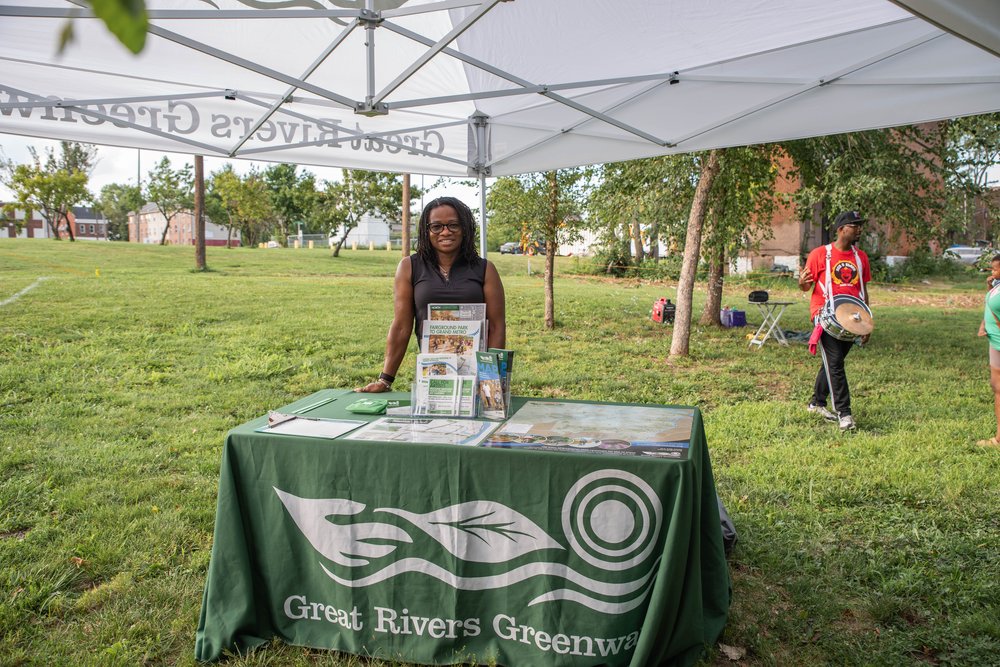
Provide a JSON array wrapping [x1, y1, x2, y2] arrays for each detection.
[[345, 398, 388, 415]]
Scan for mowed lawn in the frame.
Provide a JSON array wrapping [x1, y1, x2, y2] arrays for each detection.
[[1, 239, 997, 666]]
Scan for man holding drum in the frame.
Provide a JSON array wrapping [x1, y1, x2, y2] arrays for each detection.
[[799, 211, 872, 431]]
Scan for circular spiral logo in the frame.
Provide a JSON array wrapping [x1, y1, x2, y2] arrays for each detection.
[[561, 469, 662, 571]]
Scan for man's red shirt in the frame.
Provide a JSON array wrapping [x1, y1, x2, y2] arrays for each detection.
[[805, 244, 871, 320]]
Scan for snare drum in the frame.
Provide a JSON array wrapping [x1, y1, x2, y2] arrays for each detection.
[[818, 294, 873, 341]]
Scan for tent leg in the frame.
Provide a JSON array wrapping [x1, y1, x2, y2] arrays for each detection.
[[479, 174, 488, 259]]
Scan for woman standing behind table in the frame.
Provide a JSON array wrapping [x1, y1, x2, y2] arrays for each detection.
[[356, 197, 506, 393], [976, 253, 1000, 447]]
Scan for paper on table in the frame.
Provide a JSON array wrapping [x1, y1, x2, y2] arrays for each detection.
[[256, 416, 366, 439], [343, 417, 499, 447]]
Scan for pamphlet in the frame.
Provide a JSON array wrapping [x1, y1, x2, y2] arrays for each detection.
[[428, 303, 486, 322], [343, 417, 500, 447], [476, 351, 506, 419], [428, 303, 488, 351], [413, 374, 477, 417], [416, 353, 460, 378], [421, 320, 481, 375], [488, 348, 515, 412]]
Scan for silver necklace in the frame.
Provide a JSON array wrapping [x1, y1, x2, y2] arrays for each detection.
[[439, 265, 450, 280]]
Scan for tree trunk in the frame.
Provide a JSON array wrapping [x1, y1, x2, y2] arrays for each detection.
[[62, 210, 75, 241], [650, 221, 660, 263], [226, 226, 233, 248], [544, 171, 558, 330], [401, 174, 411, 256], [159, 214, 172, 245], [194, 155, 207, 270], [44, 210, 61, 239], [333, 226, 352, 258], [670, 150, 721, 357], [699, 243, 725, 325], [631, 216, 644, 262]]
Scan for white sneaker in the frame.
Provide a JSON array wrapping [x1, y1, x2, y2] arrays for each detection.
[[839, 414, 856, 431], [807, 404, 837, 422]]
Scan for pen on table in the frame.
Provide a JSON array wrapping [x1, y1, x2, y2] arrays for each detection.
[[295, 395, 336, 414]]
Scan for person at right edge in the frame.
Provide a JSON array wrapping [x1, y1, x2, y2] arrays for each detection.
[[975, 253, 1000, 448], [798, 211, 871, 431]]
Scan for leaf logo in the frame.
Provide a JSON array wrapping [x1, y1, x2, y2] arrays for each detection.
[[274, 469, 664, 614]]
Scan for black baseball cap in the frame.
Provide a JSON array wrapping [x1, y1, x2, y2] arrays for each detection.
[[833, 210, 866, 230]]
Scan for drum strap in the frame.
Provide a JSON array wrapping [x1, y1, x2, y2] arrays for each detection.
[[822, 243, 866, 317]]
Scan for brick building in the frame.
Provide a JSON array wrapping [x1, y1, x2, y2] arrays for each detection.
[[128, 203, 240, 246]]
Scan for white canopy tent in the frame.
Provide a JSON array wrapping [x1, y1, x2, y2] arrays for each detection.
[[2, 0, 999, 250]]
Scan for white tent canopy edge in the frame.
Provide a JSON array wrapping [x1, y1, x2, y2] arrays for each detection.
[[1, 0, 999, 252]]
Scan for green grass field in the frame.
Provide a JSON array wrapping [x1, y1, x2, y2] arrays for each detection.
[[1, 240, 997, 666]]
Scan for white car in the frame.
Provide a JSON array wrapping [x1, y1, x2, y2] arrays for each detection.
[[943, 245, 984, 265]]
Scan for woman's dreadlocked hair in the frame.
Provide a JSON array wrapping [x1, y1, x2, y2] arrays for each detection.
[[416, 197, 481, 267]]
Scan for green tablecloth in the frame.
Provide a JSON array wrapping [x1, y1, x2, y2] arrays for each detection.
[[195, 390, 730, 665]]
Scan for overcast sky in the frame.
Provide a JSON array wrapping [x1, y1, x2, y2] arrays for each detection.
[[0, 132, 482, 212]]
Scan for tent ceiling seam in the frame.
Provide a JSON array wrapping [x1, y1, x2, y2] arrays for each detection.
[[486, 80, 671, 169], [227, 18, 360, 156], [145, 24, 359, 110], [669, 31, 944, 147], [380, 21, 669, 149], [372, 0, 502, 106]]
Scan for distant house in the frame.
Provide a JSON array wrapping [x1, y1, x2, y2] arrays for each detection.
[[69, 206, 110, 240], [335, 212, 392, 246], [128, 203, 240, 246], [0, 205, 49, 238]]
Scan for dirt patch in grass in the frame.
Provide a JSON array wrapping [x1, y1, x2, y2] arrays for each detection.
[[0, 528, 29, 540]]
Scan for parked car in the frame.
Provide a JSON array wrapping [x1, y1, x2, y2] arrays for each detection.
[[943, 245, 984, 265], [499, 241, 521, 254]]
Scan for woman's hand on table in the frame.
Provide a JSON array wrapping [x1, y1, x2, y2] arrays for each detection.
[[356, 380, 391, 393]]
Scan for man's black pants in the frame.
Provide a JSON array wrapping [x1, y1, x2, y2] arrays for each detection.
[[812, 331, 856, 417]]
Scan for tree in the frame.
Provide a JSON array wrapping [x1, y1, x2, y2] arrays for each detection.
[[263, 163, 318, 243], [314, 169, 413, 257], [588, 156, 698, 274], [782, 127, 946, 253], [1, 141, 96, 240], [699, 146, 780, 325], [670, 150, 721, 357], [96, 182, 142, 240], [487, 169, 587, 329], [208, 164, 275, 248], [144, 156, 192, 245], [937, 113, 1000, 242]]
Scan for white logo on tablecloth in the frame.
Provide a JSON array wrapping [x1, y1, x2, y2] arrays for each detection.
[[275, 469, 663, 614]]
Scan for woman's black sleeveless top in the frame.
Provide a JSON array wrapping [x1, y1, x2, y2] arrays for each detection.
[[410, 254, 486, 339]]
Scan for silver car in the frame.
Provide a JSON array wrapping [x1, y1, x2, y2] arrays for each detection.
[[943, 245, 984, 265]]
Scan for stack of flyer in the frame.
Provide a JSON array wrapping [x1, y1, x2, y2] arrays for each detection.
[[412, 353, 476, 417], [476, 348, 515, 420], [413, 303, 486, 417]]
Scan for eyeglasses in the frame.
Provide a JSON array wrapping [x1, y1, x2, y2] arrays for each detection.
[[429, 223, 462, 234]]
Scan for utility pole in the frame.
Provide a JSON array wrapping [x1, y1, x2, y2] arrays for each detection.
[[194, 155, 206, 271]]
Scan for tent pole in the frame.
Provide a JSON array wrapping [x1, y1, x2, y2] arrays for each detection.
[[479, 173, 488, 259], [471, 112, 490, 258]]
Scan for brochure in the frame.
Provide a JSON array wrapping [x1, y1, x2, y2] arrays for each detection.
[[488, 347, 515, 411], [476, 351, 506, 419], [416, 353, 460, 378], [428, 303, 487, 322], [421, 320, 481, 375], [413, 374, 477, 417], [343, 417, 500, 447], [428, 303, 488, 351]]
